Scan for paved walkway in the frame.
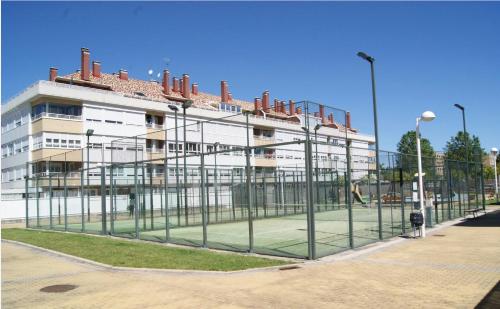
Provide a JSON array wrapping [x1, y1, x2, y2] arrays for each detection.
[[3, 208, 500, 308]]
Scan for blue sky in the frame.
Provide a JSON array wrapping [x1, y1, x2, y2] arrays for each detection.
[[2, 2, 499, 152]]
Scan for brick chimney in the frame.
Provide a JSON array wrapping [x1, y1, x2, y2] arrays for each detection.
[[221, 81, 229, 102], [182, 74, 190, 99], [262, 91, 270, 112], [49, 67, 58, 81], [289, 100, 295, 115], [281, 101, 287, 114], [92, 61, 101, 78], [162, 70, 170, 95], [319, 104, 325, 123], [118, 69, 128, 81], [81, 47, 90, 81], [192, 83, 198, 95], [346, 111, 351, 129], [254, 98, 262, 111], [172, 77, 180, 92]]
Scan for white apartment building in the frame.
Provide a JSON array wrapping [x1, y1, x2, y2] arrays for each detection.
[[1, 48, 375, 209]]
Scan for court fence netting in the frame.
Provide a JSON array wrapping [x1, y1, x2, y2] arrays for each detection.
[[24, 101, 487, 259]]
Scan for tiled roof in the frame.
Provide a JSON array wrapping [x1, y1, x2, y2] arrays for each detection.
[[60, 72, 253, 111]]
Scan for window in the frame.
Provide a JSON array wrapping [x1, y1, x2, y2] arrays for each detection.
[[52, 139, 59, 147], [186, 143, 200, 154], [168, 143, 182, 153], [61, 139, 67, 148], [86, 118, 101, 122], [68, 140, 75, 148], [46, 138, 53, 147]]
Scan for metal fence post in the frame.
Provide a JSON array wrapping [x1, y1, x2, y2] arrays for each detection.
[[245, 112, 254, 252], [134, 136, 140, 238], [100, 165, 107, 234], [149, 164, 154, 230], [25, 162, 29, 228], [164, 157, 170, 241], [49, 173, 53, 229], [110, 164, 114, 234], [36, 176, 40, 227], [64, 171, 68, 231], [346, 140, 354, 249], [480, 162, 486, 211], [200, 122, 207, 247], [80, 168, 85, 232]]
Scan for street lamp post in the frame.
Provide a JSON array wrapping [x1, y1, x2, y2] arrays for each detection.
[[168, 104, 180, 226], [492, 148, 499, 203], [357, 51, 383, 240], [416, 111, 436, 238], [85, 129, 94, 223], [213, 142, 220, 221], [182, 100, 193, 225], [314, 124, 321, 206], [454, 104, 470, 212]]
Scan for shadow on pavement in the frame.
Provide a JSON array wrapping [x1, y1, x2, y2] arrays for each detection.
[[455, 210, 500, 228]]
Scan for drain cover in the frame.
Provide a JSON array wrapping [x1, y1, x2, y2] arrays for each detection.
[[40, 284, 78, 293]]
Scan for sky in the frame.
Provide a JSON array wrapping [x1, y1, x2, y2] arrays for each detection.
[[2, 2, 499, 152]]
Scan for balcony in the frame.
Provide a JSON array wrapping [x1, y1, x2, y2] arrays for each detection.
[[254, 153, 277, 167], [146, 123, 164, 130], [32, 112, 82, 121]]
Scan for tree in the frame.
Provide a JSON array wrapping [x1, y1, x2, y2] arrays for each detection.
[[444, 131, 484, 163], [397, 130, 435, 158], [396, 131, 435, 179]]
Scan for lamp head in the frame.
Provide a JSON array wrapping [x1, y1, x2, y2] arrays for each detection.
[[492, 147, 498, 155], [214, 142, 220, 147], [357, 51, 374, 63], [86, 129, 94, 137], [182, 100, 193, 109], [454, 103, 464, 111], [314, 124, 322, 131], [420, 111, 436, 122], [168, 104, 179, 112]]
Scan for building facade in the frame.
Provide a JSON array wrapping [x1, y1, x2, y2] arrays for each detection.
[[1, 48, 374, 215]]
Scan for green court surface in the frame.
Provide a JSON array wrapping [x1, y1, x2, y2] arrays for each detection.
[[50, 204, 416, 258]]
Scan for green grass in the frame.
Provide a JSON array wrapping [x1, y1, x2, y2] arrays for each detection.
[[1, 228, 289, 271]]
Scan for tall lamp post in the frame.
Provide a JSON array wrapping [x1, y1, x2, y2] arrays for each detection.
[[454, 104, 470, 211], [357, 51, 383, 240], [314, 124, 321, 204], [416, 111, 436, 238], [85, 129, 94, 222], [214, 142, 220, 221], [492, 147, 498, 203], [182, 100, 193, 225], [168, 104, 180, 226]]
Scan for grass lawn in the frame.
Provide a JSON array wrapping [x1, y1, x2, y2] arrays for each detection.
[[1, 228, 289, 271]]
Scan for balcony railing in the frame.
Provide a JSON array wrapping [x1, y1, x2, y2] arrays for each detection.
[[146, 123, 165, 129], [32, 112, 82, 122]]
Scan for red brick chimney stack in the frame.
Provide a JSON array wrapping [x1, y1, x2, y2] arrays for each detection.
[[92, 61, 101, 78], [254, 98, 262, 111], [81, 47, 90, 81], [228, 92, 233, 102], [173, 77, 180, 92], [281, 101, 286, 114], [346, 111, 351, 129], [319, 104, 325, 123], [289, 100, 295, 115], [182, 74, 190, 99], [221, 81, 229, 102], [118, 69, 128, 81], [192, 83, 198, 95], [262, 91, 270, 112], [49, 67, 58, 81], [162, 70, 170, 95]]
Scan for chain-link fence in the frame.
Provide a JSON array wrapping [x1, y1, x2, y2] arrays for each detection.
[[24, 101, 486, 259]]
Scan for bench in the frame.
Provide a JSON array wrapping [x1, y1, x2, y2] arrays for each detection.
[[464, 208, 485, 218]]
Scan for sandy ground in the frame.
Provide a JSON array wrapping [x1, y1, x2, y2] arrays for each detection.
[[2, 209, 500, 308]]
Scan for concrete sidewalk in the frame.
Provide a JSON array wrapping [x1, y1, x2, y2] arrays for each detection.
[[2, 209, 500, 309]]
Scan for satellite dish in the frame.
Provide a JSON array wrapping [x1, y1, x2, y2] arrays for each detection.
[[148, 69, 153, 76], [157, 72, 161, 78]]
